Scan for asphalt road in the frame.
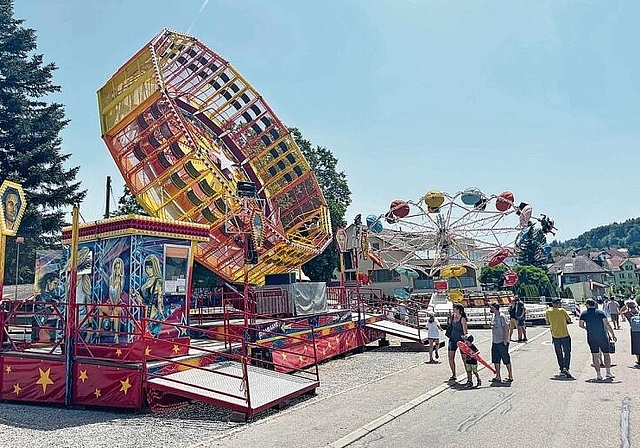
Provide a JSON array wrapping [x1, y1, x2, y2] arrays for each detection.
[[350, 323, 640, 448]]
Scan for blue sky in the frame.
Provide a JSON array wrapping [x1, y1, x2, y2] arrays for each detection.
[[13, 0, 640, 241]]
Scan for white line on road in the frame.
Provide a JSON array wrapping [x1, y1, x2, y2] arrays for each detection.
[[328, 328, 550, 448], [621, 397, 630, 448]]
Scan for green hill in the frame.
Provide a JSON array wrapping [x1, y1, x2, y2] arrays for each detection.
[[559, 217, 640, 255]]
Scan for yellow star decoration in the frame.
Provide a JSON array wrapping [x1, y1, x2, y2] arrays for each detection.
[[327, 342, 333, 350], [281, 352, 287, 361], [94, 388, 101, 398], [35, 367, 54, 394], [144, 346, 152, 356], [13, 383, 21, 396], [172, 344, 180, 354], [302, 346, 308, 354], [115, 348, 123, 357], [78, 370, 88, 383], [335, 336, 340, 345], [119, 377, 132, 395], [5, 365, 11, 373], [298, 355, 304, 363]]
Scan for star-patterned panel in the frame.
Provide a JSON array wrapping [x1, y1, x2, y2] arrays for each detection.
[[73, 362, 142, 408], [0, 356, 66, 403], [271, 326, 363, 373]]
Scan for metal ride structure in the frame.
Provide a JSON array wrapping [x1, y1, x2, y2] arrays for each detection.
[[361, 189, 556, 298], [98, 29, 331, 285]]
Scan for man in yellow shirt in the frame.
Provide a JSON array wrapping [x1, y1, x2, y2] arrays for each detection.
[[545, 298, 573, 379]]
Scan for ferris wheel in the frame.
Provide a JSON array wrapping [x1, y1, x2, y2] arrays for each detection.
[[361, 188, 556, 285]]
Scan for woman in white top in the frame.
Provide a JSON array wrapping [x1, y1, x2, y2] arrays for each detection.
[[426, 313, 443, 363]]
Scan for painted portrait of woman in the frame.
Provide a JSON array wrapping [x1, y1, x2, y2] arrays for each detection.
[[99, 257, 125, 342], [132, 254, 165, 336]]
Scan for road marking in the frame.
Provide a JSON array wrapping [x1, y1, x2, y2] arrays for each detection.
[[457, 393, 515, 432], [621, 397, 630, 448], [328, 328, 550, 447]]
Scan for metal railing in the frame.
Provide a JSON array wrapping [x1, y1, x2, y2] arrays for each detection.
[[72, 303, 147, 363], [141, 314, 319, 415], [0, 298, 67, 354]]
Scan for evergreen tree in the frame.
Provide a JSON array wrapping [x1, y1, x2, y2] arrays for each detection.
[[110, 185, 146, 217], [516, 224, 548, 270], [290, 128, 352, 282], [0, 0, 85, 283]]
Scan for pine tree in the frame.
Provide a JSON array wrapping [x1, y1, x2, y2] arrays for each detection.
[[110, 185, 146, 217], [516, 224, 548, 270], [0, 0, 85, 283]]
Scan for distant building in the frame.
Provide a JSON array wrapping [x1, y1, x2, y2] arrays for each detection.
[[548, 254, 610, 299]]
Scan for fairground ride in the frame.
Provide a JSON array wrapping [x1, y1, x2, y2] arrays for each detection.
[[356, 188, 556, 305], [97, 29, 331, 285]]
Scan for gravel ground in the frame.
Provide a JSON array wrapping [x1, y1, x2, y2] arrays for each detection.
[[0, 332, 495, 448]]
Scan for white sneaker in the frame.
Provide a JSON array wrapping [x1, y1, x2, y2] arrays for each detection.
[[606, 372, 615, 379], [596, 373, 603, 381]]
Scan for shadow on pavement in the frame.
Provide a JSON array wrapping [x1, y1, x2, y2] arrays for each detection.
[[488, 381, 512, 387], [584, 379, 622, 384], [549, 376, 576, 381]]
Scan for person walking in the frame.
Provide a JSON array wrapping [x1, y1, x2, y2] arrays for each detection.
[[515, 298, 527, 342], [545, 297, 573, 378], [579, 298, 617, 381], [446, 304, 468, 381], [461, 334, 482, 388], [489, 302, 513, 383], [607, 297, 620, 330], [620, 300, 640, 366], [508, 301, 517, 341], [426, 313, 443, 363]]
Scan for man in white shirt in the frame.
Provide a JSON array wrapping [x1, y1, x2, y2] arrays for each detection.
[[489, 302, 513, 383]]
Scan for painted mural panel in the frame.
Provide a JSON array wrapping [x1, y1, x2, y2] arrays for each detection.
[[33, 250, 66, 343], [33, 235, 191, 343], [128, 236, 190, 338]]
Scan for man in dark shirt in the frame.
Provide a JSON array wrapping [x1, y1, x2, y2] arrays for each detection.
[[579, 298, 617, 380]]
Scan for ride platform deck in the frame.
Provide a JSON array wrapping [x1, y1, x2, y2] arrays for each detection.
[[361, 314, 427, 343], [147, 360, 318, 417]]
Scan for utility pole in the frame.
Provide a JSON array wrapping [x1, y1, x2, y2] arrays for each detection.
[[14, 236, 24, 299], [104, 176, 112, 219]]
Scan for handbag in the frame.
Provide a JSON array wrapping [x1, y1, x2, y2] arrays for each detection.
[[445, 316, 453, 338], [608, 338, 616, 354]]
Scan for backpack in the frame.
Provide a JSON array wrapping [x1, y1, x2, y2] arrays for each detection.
[[630, 315, 640, 333]]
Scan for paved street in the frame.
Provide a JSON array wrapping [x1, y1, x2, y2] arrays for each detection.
[[349, 322, 639, 448], [202, 322, 639, 448], [0, 321, 638, 448]]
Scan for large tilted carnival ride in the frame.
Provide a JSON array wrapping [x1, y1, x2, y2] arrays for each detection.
[[353, 188, 556, 302], [98, 29, 332, 285]]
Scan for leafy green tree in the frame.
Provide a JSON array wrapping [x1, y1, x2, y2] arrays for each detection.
[[560, 287, 573, 299], [0, 0, 85, 283], [290, 128, 351, 282], [513, 265, 554, 298], [562, 217, 640, 251], [479, 265, 507, 289]]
